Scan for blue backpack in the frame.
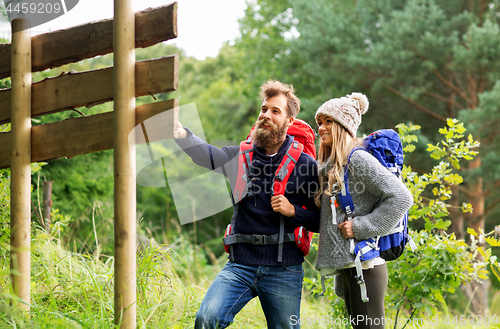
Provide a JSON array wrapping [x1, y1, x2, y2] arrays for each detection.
[[338, 129, 416, 302]]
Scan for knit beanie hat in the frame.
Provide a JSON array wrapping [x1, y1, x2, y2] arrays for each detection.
[[315, 92, 369, 137]]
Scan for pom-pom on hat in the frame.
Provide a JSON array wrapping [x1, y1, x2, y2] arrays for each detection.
[[315, 92, 369, 137]]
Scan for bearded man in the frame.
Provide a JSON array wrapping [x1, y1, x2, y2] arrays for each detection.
[[174, 80, 320, 329]]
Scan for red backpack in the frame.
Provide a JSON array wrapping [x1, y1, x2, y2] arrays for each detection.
[[248, 118, 317, 159], [223, 119, 317, 262]]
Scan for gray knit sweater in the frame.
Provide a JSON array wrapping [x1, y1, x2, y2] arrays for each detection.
[[315, 150, 413, 294]]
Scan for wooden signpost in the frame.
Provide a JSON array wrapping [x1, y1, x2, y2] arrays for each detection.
[[10, 17, 32, 313], [1, 2, 178, 327]]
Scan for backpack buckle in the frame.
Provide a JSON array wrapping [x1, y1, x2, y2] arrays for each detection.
[[246, 181, 254, 199], [354, 275, 365, 285], [252, 234, 266, 245], [275, 170, 288, 181]]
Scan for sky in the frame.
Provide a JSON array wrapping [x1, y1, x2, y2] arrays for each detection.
[[0, 0, 248, 60]]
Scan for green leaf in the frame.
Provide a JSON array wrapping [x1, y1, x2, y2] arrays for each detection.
[[462, 203, 473, 213], [444, 173, 463, 185], [403, 144, 416, 153], [435, 219, 451, 230], [485, 237, 500, 247]]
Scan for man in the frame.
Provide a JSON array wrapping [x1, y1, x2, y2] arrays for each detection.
[[174, 80, 320, 329]]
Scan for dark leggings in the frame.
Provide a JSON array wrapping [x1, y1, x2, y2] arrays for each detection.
[[340, 264, 388, 329]]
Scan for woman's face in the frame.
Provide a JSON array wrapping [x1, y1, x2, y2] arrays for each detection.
[[316, 115, 334, 147]]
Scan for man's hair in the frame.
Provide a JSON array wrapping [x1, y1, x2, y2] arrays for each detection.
[[259, 80, 300, 118]]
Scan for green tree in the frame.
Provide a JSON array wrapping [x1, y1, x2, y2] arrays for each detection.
[[284, 0, 500, 314]]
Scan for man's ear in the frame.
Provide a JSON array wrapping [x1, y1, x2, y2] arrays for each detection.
[[287, 116, 295, 128]]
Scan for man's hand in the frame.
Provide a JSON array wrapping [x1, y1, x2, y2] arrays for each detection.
[[173, 120, 187, 139], [271, 195, 295, 217], [338, 220, 354, 239]]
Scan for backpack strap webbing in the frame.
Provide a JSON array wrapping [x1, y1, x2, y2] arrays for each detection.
[[233, 137, 254, 202], [273, 141, 303, 262], [272, 141, 303, 196], [338, 148, 369, 255], [225, 137, 253, 260], [354, 251, 369, 303], [278, 215, 285, 262], [220, 161, 237, 261], [223, 232, 295, 245]]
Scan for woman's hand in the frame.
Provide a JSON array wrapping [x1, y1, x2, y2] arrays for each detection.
[[338, 220, 354, 239], [271, 195, 296, 217]]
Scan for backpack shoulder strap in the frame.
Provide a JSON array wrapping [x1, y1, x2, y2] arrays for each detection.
[[338, 147, 366, 217], [338, 147, 369, 255], [272, 140, 304, 196], [272, 140, 303, 263], [227, 137, 253, 260], [233, 137, 254, 202]]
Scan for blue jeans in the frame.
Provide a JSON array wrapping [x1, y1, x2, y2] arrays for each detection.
[[195, 261, 304, 329]]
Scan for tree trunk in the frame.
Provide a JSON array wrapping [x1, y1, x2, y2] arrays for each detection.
[[461, 280, 490, 315], [449, 186, 464, 240], [463, 155, 489, 315]]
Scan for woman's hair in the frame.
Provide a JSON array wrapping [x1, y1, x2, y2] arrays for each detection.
[[314, 120, 362, 207]]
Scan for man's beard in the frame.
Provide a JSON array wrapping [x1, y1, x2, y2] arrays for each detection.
[[251, 118, 288, 149]]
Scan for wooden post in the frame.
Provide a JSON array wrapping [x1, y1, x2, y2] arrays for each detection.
[[42, 181, 53, 232], [10, 18, 31, 311], [113, 0, 136, 327]]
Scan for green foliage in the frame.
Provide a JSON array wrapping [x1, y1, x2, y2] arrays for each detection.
[[0, 229, 203, 328], [235, 0, 294, 87], [285, 0, 500, 231], [48, 208, 73, 240], [39, 151, 114, 222], [305, 120, 498, 324], [2, 0, 500, 323], [303, 274, 350, 328], [0, 223, 331, 328], [387, 120, 498, 322], [0, 169, 9, 240], [0, 1, 8, 22], [386, 230, 490, 321], [399, 119, 479, 232]]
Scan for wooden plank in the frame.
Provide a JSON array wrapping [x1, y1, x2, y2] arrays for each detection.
[[0, 99, 179, 169], [0, 55, 178, 125], [0, 99, 178, 169], [0, 2, 177, 79], [0, 132, 10, 168], [31, 111, 115, 164], [136, 99, 178, 129]]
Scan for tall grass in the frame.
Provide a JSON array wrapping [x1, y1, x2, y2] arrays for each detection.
[[0, 225, 498, 328], [0, 227, 204, 328]]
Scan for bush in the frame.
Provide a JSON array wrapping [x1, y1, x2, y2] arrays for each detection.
[[305, 120, 500, 327]]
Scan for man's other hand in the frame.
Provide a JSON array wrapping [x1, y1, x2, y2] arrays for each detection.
[[271, 195, 295, 217]]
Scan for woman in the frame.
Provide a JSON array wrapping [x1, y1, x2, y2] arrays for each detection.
[[314, 93, 413, 329]]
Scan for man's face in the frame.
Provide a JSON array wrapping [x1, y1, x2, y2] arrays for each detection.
[[252, 94, 294, 149]]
